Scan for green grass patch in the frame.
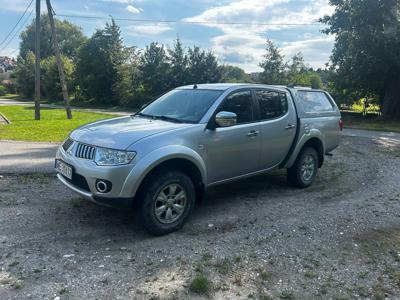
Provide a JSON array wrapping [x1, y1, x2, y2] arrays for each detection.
[[189, 274, 213, 295], [0, 105, 114, 142]]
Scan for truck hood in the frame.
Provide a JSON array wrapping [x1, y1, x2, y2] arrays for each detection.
[[70, 116, 193, 149]]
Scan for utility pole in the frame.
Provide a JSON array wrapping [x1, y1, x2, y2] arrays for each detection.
[[46, 0, 72, 119], [34, 0, 40, 120]]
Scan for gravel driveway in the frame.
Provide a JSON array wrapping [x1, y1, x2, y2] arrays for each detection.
[[1, 135, 400, 300]]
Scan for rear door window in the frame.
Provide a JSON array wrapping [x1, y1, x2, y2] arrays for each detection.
[[255, 90, 288, 120], [297, 91, 334, 113]]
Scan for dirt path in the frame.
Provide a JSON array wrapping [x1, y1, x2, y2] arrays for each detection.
[[1, 135, 400, 299]]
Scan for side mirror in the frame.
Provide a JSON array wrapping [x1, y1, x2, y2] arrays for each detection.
[[215, 111, 237, 127]]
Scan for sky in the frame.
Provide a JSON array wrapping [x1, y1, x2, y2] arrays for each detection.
[[0, 0, 336, 72]]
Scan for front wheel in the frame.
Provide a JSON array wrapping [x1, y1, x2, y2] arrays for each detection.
[[287, 147, 318, 188], [139, 170, 195, 236]]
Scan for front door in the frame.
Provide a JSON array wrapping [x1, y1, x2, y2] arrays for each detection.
[[204, 89, 261, 184]]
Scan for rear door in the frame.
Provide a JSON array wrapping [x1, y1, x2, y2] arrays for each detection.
[[253, 89, 297, 169]]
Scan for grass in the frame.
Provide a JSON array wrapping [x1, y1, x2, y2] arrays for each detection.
[[214, 258, 231, 275], [0, 105, 114, 142], [189, 274, 213, 295], [342, 112, 400, 133]]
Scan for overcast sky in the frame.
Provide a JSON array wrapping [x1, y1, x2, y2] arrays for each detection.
[[0, 0, 335, 72]]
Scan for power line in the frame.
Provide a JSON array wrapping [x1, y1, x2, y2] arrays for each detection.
[[0, 6, 34, 54], [56, 13, 323, 26], [7, 48, 19, 56], [0, 0, 34, 47]]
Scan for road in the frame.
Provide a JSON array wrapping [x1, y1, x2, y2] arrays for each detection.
[[1, 128, 399, 175], [0, 140, 58, 174], [0, 98, 131, 116]]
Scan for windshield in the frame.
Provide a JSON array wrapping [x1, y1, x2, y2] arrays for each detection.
[[139, 89, 222, 123]]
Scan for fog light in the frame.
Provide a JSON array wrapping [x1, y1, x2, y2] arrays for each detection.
[[95, 179, 112, 193]]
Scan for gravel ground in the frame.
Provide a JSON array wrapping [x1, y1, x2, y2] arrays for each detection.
[[1, 136, 400, 300]]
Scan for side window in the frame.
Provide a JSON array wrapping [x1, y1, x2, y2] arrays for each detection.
[[297, 91, 334, 113], [255, 90, 288, 120], [218, 90, 254, 124]]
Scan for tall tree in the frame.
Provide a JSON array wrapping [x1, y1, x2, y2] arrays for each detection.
[[114, 46, 141, 107], [167, 38, 188, 88], [13, 51, 36, 98], [286, 53, 311, 86], [187, 46, 221, 84], [259, 40, 285, 84], [20, 15, 86, 60], [203, 51, 222, 83], [220, 65, 252, 83], [75, 19, 124, 104], [187, 46, 206, 84], [41, 55, 75, 101], [321, 0, 400, 117], [139, 42, 169, 96]]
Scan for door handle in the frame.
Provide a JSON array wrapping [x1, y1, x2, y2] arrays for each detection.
[[285, 124, 295, 130], [247, 130, 259, 137]]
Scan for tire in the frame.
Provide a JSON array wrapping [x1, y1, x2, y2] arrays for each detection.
[[287, 147, 318, 188], [139, 170, 195, 236]]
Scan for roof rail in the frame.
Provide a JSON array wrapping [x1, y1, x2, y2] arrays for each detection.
[[287, 84, 312, 89]]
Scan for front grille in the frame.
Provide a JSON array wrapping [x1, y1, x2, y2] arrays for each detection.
[[75, 143, 96, 160], [63, 173, 90, 192], [62, 138, 74, 151]]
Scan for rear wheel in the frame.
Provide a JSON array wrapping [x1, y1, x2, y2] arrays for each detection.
[[287, 147, 318, 188], [139, 170, 195, 235]]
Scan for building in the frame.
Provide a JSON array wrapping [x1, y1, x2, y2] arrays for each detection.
[[0, 56, 16, 72]]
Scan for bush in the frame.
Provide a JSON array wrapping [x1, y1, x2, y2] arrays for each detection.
[[41, 55, 75, 102], [189, 274, 213, 295], [351, 98, 380, 113], [1, 80, 17, 94], [0, 85, 6, 96]]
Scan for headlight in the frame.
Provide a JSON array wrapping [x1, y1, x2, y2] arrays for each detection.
[[94, 147, 136, 166]]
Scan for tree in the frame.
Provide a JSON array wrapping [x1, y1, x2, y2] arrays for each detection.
[[203, 51, 222, 83], [321, 0, 400, 117], [139, 42, 169, 97], [19, 15, 86, 60], [167, 38, 188, 88], [114, 46, 142, 107], [13, 51, 35, 97], [75, 19, 125, 105], [187, 46, 221, 84], [220, 65, 252, 83], [41, 55, 75, 101], [286, 53, 308, 84], [309, 73, 323, 89], [259, 40, 285, 84]]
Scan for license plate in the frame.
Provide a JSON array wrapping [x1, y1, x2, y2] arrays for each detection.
[[55, 159, 73, 180]]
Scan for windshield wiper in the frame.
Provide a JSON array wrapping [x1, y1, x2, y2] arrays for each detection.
[[133, 112, 154, 118], [133, 112, 186, 123], [153, 115, 185, 123]]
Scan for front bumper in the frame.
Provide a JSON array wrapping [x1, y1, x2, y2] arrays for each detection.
[[58, 174, 133, 208], [55, 146, 134, 208]]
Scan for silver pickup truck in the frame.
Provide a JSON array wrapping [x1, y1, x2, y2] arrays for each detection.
[[56, 83, 342, 235]]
